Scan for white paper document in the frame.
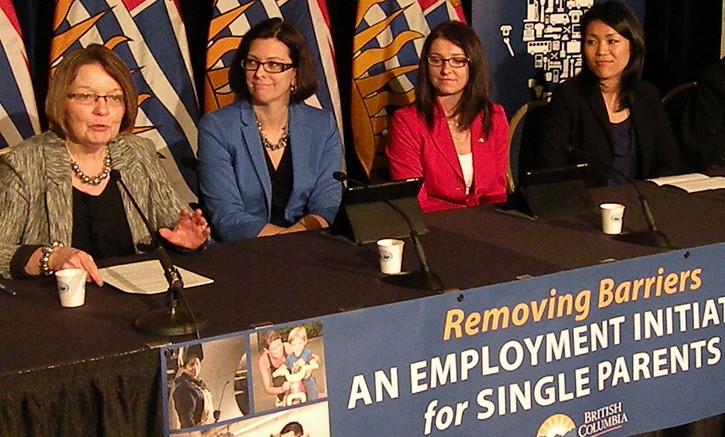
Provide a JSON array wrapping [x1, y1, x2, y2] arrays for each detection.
[[100, 259, 214, 294], [648, 173, 725, 193]]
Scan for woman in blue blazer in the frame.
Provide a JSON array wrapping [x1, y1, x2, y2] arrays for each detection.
[[198, 18, 342, 241], [539, 1, 679, 186]]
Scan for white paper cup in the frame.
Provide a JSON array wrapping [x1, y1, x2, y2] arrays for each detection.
[[56, 268, 88, 308], [377, 238, 405, 274], [600, 203, 626, 235]]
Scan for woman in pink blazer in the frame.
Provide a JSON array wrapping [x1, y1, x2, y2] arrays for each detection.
[[386, 21, 509, 212]]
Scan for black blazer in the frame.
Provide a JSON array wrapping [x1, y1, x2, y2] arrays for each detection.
[[539, 76, 680, 186], [681, 57, 725, 171]]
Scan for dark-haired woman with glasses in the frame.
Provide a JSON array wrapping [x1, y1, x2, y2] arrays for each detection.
[[0, 44, 210, 284], [197, 18, 342, 241], [386, 20, 509, 212]]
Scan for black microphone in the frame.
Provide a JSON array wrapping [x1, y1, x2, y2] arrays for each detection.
[[565, 148, 675, 249], [214, 380, 230, 422], [333, 171, 445, 293], [110, 169, 206, 336]]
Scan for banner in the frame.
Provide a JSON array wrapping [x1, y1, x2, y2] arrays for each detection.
[[161, 242, 725, 436], [50, 0, 200, 203], [471, 0, 645, 116], [203, 0, 342, 137], [351, 0, 465, 177], [0, 0, 40, 149]]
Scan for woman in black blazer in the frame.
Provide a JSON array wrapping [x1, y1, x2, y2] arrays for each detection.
[[539, 1, 680, 186]]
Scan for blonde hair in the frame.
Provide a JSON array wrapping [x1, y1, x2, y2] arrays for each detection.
[[287, 326, 308, 343]]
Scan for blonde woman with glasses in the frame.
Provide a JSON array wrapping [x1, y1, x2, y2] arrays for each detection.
[[0, 44, 210, 285], [386, 20, 509, 212]]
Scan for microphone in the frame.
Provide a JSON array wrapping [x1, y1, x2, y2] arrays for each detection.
[[564, 148, 675, 249], [333, 171, 445, 293], [214, 380, 230, 422], [110, 170, 206, 336]]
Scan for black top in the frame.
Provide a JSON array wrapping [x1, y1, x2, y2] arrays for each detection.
[[539, 76, 680, 186], [264, 143, 294, 227], [72, 182, 135, 259], [173, 373, 209, 428], [608, 117, 638, 185]]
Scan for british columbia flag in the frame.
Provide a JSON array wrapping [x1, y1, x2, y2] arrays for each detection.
[[51, 0, 200, 203], [204, 0, 342, 137], [0, 0, 40, 149], [351, 0, 465, 177]]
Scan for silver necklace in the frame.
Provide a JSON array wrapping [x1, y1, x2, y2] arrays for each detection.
[[257, 121, 289, 151], [68, 146, 112, 185]]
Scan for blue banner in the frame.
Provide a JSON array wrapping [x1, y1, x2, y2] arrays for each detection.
[[161, 242, 725, 436]]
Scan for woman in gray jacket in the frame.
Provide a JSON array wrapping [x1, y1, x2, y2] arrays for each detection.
[[0, 44, 210, 285]]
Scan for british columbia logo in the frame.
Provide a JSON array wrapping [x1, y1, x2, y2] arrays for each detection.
[[538, 402, 629, 437]]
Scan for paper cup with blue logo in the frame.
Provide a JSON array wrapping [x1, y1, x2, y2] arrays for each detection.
[[600, 203, 626, 235], [56, 268, 88, 308], [377, 238, 405, 274]]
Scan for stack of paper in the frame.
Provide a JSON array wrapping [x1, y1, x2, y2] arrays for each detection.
[[648, 173, 725, 193], [100, 260, 214, 294]]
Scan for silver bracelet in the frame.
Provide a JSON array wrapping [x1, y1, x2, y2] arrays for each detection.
[[39, 241, 64, 276]]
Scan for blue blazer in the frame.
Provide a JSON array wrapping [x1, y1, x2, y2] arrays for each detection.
[[197, 100, 343, 241]]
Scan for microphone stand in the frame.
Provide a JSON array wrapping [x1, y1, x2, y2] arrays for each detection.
[[333, 172, 445, 293], [110, 170, 207, 336], [214, 380, 230, 422], [567, 149, 675, 249], [378, 200, 445, 293]]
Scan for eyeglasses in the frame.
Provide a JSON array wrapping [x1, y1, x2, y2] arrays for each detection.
[[426, 56, 470, 68], [67, 93, 125, 106], [241, 59, 295, 73]]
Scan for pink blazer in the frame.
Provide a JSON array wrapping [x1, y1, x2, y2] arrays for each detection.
[[386, 102, 509, 212]]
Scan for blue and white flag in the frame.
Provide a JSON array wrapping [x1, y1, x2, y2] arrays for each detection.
[[204, 0, 342, 136], [51, 0, 200, 203], [351, 0, 465, 176], [0, 0, 40, 149]]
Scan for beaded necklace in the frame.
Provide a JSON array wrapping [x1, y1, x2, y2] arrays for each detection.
[[68, 146, 112, 185], [257, 121, 289, 151]]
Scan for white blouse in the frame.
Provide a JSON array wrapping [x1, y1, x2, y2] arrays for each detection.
[[457, 152, 473, 194]]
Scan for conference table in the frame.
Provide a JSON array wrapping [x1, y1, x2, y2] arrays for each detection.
[[0, 181, 723, 436]]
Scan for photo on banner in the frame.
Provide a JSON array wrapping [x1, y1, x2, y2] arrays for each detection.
[[250, 321, 328, 413], [163, 336, 247, 433], [189, 401, 330, 436], [162, 321, 329, 436]]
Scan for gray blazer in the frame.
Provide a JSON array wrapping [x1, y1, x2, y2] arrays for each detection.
[[0, 131, 186, 278]]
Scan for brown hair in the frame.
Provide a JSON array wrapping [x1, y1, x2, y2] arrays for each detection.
[[45, 43, 138, 136], [228, 17, 317, 103], [415, 21, 493, 133]]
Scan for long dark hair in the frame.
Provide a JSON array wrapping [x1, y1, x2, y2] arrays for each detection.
[[579, 0, 645, 110], [415, 21, 493, 134], [228, 17, 317, 103]]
